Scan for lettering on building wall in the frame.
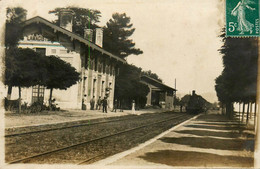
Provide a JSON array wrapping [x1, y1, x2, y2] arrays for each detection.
[[26, 34, 49, 41]]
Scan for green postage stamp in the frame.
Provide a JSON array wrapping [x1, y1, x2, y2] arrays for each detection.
[[226, 0, 260, 37]]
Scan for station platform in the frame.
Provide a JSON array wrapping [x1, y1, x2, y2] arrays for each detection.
[[94, 110, 255, 168], [4, 108, 168, 128]]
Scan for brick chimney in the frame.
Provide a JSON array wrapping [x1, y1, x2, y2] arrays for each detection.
[[84, 28, 93, 42], [59, 9, 74, 32], [95, 28, 103, 47]]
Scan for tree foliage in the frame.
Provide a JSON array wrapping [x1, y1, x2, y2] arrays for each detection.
[[5, 7, 27, 48], [49, 7, 101, 36], [216, 35, 257, 103], [45, 55, 80, 90], [115, 64, 149, 108], [141, 70, 162, 82], [5, 48, 47, 88], [103, 13, 143, 59], [215, 30, 258, 119], [44, 55, 80, 106]]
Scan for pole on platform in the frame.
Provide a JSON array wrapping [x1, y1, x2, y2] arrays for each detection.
[[255, 38, 260, 168]]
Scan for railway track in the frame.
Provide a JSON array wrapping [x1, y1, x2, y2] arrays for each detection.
[[5, 115, 141, 137], [7, 114, 192, 164]]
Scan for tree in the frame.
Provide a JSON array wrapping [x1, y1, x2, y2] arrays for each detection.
[[141, 70, 162, 82], [44, 55, 80, 108], [5, 48, 48, 113], [5, 7, 27, 48], [103, 13, 143, 59], [215, 30, 258, 120], [49, 7, 101, 36], [5, 7, 27, 100], [115, 64, 149, 109]]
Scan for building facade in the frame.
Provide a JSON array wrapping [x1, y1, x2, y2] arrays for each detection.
[[140, 76, 176, 109], [8, 12, 125, 110]]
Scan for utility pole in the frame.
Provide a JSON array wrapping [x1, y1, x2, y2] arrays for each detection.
[[255, 38, 260, 168]]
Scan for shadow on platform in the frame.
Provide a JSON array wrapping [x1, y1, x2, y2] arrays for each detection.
[[139, 150, 253, 167], [159, 136, 254, 151], [184, 124, 244, 131], [174, 129, 240, 138]]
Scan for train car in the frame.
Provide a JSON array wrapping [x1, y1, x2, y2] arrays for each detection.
[[186, 90, 205, 114]]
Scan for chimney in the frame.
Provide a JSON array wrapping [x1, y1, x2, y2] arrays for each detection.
[[84, 29, 93, 42], [192, 90, 196, 96], [95, 28, 103, 47], [59, 9, 74, 32]]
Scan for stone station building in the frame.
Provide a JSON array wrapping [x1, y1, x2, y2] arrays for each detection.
[[9, 10, 126, 110]]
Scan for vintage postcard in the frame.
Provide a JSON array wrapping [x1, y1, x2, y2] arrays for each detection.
[[0, 0, 259, 168]]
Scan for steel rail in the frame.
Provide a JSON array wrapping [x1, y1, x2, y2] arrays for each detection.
[[77, 115, 191, 165], [7, 114, 191, 164], [5, 113, 175, 137]]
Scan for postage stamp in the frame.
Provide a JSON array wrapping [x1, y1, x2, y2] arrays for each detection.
[[226, 0, 260, 37]]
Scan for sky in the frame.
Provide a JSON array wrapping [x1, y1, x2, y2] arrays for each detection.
[[0, 0, 225, 103]]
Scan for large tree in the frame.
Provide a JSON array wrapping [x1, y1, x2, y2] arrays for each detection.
[[5, 7, 27, 48], [103, 13, 143, 59], [215, 31, 258, 120], [115, 64, 149, 109], [5, 7, 27, 99], [44, 55, 80, 108], [5, 48, 48, 113], [49, 7, 101, 36]]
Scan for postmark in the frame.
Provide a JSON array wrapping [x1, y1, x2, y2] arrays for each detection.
[[226, 0, 260, 37]]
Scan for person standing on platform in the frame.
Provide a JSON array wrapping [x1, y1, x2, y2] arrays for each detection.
[[132, 100, 135, 114], [97, 96, 102, 110], [102, 97, 108, 113], [90, 96, 95, 110], [112, 99, 118, 112], [82, 94, 87, 110]]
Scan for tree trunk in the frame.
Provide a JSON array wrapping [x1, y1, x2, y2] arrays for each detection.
[[18, 86, 21, 113], [242, 102, 245, 123], [226, 102, 232, 119], [49, 88, 53, 111], [239, 102, 241, 122], [255, 102, 257, 129], [7, 86, 12, 100], [250, 102, 253, 119], [231, 103, 234, 119], [246, 102, 250, 125]]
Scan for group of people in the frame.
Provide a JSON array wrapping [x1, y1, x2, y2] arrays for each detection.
[[83, 95, 135, 114], [89, 96, 108, 113]]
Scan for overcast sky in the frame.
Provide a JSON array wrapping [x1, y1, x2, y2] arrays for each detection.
[[1, 0, 225, 103]]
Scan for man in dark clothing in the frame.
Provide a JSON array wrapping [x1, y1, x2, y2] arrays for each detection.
[[112, 99, 118, 112], [102, 97, 108, 113], [97, 96, 102, 110]]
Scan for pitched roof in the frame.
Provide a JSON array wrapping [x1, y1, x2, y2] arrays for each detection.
[[141, 75, 176, 91], [23, 16, 126, 63]]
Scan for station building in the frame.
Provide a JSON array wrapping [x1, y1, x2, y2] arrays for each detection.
[[8, 10, 126, 109], [140, 76, 176, 109]]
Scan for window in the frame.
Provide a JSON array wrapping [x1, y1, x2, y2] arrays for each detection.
[[93, 79, 96, 97], [36, 48, 46, 56], [103, 62, 106, 74], [94, 57, 98, 71], [101, 81, 105, 98], [32, 85, 45, 104]]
